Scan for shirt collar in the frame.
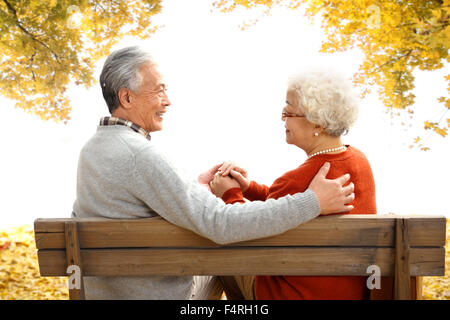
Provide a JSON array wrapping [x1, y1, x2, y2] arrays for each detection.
[[99, 116, 151, 141]]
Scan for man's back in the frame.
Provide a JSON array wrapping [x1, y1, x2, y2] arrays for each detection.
[[72, 125, 194, 299], [73, 125, 158, 219]]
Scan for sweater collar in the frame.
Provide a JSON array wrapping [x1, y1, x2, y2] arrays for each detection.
[[99, 116, 151, 141]]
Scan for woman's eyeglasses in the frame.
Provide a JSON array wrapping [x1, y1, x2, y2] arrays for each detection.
[[281, 111, 306, 121]]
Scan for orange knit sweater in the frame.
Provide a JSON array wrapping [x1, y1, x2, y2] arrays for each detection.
[[222, 145, 377, 300]]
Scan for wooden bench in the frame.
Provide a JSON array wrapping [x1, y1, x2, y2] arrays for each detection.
[[34, 214, 447, 300]]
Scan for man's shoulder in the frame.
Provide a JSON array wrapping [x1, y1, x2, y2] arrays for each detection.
[[79, 126, 158, 167], [79, 126, 175, 177], [83, 126, 152, 153]]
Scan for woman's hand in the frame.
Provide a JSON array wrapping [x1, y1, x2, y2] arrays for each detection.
[[210, 173, 241, 198], [217, 161, 250, 193]]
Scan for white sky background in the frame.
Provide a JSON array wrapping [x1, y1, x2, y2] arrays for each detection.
[[0, 0, 449, 228]]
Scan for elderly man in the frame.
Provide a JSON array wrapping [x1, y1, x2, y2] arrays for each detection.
[[72, 46, 355, 300]]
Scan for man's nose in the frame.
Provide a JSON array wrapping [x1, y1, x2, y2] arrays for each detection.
[[163, 92, 171, 106], [164, 96, 171, 107]]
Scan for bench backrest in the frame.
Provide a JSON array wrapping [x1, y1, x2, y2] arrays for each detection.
[[34, 214, 446, 300]]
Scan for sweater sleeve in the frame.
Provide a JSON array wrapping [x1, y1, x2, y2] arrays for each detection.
[[243, 181, 270, 201], [222, 188, 245, 204], [133, 145, 320, 245]]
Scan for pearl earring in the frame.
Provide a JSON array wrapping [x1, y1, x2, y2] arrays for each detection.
[[314, 132, 319, 137]]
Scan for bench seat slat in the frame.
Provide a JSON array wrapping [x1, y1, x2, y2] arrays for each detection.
[[34, 215, 447, 249], [37, 246, 445, 277]]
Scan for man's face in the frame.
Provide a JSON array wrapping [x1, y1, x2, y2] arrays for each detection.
[[129, 63, 170, 132]]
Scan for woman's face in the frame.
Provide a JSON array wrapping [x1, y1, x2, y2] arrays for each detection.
[[283, 90, 318, 152]]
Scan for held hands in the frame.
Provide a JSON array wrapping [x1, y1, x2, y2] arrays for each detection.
[[210, 173, 240, 198], [204, 161, 355, 214], [197, 163, 222, 192], [198, 161, 250, 197], [308, 162, 355, 215], [216, 161, 250, 193]]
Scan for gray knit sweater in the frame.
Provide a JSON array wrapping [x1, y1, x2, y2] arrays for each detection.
[[72, 125, 320, 299]]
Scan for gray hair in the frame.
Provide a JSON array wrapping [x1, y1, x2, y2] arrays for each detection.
[[287, 68, 360, 136], [100, 46, 155, 114]]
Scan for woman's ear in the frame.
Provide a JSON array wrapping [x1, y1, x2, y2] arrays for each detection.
[[313, 124, 325, 136], [118, 88, 132, 109]]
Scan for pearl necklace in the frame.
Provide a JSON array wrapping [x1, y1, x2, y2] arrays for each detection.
[[308, 146, 347, 159]]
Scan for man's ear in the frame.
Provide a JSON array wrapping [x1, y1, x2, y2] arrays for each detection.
[[118, 88, 132, 109]]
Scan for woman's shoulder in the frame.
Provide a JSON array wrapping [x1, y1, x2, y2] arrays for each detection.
[[305, 145, 370, 164], [269, 163, 320, 197], [277, 160, 324, 182], [272, 145, 372, 184], [347, 145, 369, 159], [344, 146, 374, 170]]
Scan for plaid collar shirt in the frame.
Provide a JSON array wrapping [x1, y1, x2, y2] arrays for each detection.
[[99, 116, 151, 141]]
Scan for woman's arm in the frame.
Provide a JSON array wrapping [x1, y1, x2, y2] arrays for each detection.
[[243, 180, 270, 201]]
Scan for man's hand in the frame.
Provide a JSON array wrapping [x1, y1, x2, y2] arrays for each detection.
[[210, 173, 241, 198], [217, 161, 250, 192], [308, 162, 355, 215], [198, 163, 223, 191]]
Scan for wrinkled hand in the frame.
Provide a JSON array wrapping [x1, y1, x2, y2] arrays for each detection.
[[308, 162, 355, 215], [210, 173, 240, 198], [217, 161, 250, 192], [198, 163, 223, 191]]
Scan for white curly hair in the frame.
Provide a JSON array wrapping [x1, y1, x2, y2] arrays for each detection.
[[287, 68, 360, 136]]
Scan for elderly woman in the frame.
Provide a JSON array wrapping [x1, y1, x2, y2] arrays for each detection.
[[210, 69, 377, 300]]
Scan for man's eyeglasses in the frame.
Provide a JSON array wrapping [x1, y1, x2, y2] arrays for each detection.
[[152, 85, 168, 97], [281, 111, 306, 121]]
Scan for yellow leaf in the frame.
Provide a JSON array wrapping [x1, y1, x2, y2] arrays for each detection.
[[434, 127, 448, 137], [424, 121, 434, 129]]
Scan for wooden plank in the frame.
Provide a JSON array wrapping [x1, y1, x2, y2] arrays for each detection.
[[395, 218, 411, 300], [64, 222, 85, 300], [34, 215, 447, 249], [407, 216, 447, 246], [34, 217, 115, 233], [415, 277, 423, 300], [37, 246, 444, 277]]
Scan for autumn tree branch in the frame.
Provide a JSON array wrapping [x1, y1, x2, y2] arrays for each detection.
[[374, 50, 413, 72], [2, 0, 60, 61]]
